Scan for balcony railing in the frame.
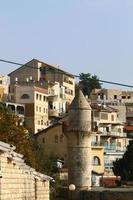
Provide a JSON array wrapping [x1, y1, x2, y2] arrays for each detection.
[[101, 131, 127, 138], [104, 144, 126, 152]]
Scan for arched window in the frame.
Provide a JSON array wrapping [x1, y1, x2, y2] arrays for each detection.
[[21, 94, 30, 99], [92, 156, 101, 165]]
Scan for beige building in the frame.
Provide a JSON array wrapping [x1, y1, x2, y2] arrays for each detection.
[[91, 103, 129, 175], [36, 101, 128, 178], [0, 75, 10, 102], [8, 59, 75, 131], [36, 122, 104, 180], [0, 141, 52, 200], [48, 82, 68, 118], [8, 59, 75, 112], [8, 84, 48, 133], [90, 88, 133, 103]]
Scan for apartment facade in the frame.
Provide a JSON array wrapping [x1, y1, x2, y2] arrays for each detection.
[[8, 59, 75, 130], [8, 84, 48, 133], [91, 103, 129, 176], [90, 88, 133, 102], [8, 59, 75, 108]]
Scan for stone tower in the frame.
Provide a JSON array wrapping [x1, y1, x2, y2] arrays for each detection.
[[64, 88, 92, 199]]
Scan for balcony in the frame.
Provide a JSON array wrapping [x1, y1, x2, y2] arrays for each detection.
[[91, 142, 102, 146], [104, 144, 126, 153], [64, 78, 73, 85], [101, 131, 127, 138], [126, 111, 133, 118], [48, 92, 58, 100]]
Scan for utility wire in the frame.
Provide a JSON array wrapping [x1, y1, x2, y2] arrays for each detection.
[[0, 58, 133, 88]]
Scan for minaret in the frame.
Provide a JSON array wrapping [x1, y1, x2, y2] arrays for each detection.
[[64, 88, 92, 199]]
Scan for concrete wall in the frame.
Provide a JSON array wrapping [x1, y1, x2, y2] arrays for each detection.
[[0, 141, 51, 200]]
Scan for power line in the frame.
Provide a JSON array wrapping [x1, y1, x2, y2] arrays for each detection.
[[0, 58, 133, 88], [0, 59, 38, 70], [99, 80, 133, 88]]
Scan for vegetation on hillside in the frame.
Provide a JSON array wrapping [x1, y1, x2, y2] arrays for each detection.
[[113, 140, 133, 181], [79, 73, 101, 96], [0, 103, 42, 170]]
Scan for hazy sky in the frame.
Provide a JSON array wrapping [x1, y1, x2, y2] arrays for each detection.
[[0, 0, 133, 89]]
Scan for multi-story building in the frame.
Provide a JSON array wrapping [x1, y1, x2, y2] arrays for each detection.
[[90, 88, 133, 103], [8, 84, 48, 134], [0, 75, 10, 102], [90, 88, 133, 139], [91, 103, 129, 176], [8, 59, 75, 130], [48, 82, 67, 118], [8, 59, 75, 108]]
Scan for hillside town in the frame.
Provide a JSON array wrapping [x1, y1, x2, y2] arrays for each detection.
[[0, 59, 133, 199]]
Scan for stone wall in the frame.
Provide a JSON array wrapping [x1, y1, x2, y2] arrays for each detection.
[[0, 141, 52, 200], [81, 189, 133, 200]]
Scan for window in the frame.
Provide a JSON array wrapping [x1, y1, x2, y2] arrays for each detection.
[[42, 137, 45, 143], [114, 95, 117, 99], [41, 120, 43, 125], [92, 156, 100, 165], [43, 108, 45, 113], [38, 120, 40, 125], [39, 107, 41, 112], [111, 115, 114, 121], [36, 93, 38, 100], [122, 96, 126, 99], [54, 135, 58, 143], [21, 94, 30, 99], [106, 127, 109, 132], [39, 95, 42, 101], [94, 111, 99, 118], [101, 113, 108, 120], [43, 96, 46, 101], [36, 106, 38, 111]]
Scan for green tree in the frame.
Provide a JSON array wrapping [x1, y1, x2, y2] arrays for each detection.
[[113, 140, 133, 181], [79, 73, 101, 96], [0, 103, 42, 170]]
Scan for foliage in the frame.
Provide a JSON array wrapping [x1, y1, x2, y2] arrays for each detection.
[[79, 73, 101, 96], [113, 140, 133, 181], [0, 104, 63, 199], [0, 103, 42, 170]]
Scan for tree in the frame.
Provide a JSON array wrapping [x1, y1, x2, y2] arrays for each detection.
[[0, 103, 42, 171], [113, 140, 133, 181], [79, 73, 101, 96]]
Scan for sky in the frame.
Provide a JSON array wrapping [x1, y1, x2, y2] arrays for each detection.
[[0, 0, 133, 89]]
